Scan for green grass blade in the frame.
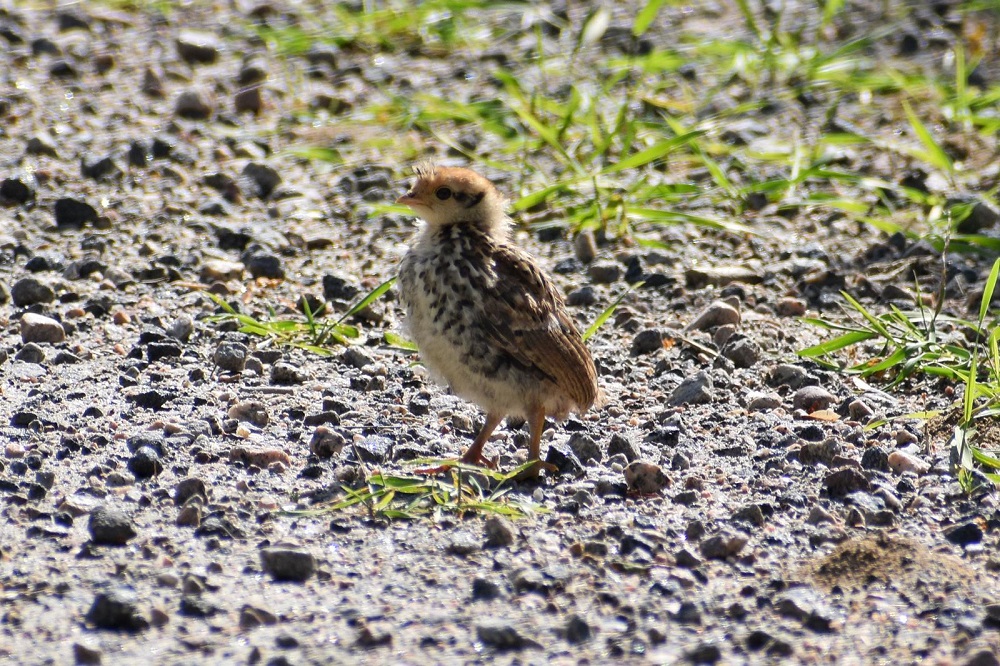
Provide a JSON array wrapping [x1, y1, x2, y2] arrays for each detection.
[[603, 131, 705, 174], [338, 277, 396, 324], [797, 329, 877, 357], [384, 332, 419, 351], [583, 282, 642, 342], [902, 100, 953, 175], [633, 0, 667, 36], [978, 258, 1000, 325]]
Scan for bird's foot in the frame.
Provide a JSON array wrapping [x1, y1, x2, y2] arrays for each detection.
[[459, 450, 498, 469], [511, 460, 558, 482], [413, 454, 496, 476]]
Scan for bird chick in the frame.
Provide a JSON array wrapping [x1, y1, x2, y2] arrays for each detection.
[[396, 163, 599, 477]]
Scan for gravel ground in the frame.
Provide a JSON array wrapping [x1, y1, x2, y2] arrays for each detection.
[[1, 1, 1000, 664]]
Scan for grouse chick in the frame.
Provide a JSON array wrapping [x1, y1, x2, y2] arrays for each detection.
[[396, 164, 599, 476]]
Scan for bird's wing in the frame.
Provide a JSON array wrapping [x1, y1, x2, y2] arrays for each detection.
[[478, 243, 598, 409]]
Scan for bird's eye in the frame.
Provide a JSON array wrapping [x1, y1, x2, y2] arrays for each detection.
[[435, 187, 452, 200]]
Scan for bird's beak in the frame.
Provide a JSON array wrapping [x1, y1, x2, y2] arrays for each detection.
[[396, 193, 421, 207]]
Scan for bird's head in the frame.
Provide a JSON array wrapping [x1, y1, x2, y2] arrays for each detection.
[[396, 163, 507, 236]]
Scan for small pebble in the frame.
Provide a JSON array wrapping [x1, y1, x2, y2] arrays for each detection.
[[20, 313, 66, 344], [624, 460, 670, 494], [792, 386, 836, 412], [88, 505, 137, 545], [260, 546, 316, 582], [686, 300, 741, 331], [887, 450, 929, 475]]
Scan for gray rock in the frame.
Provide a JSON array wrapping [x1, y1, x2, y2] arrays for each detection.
[[11, 277, 55, 306], [686, 300, 741, 331], [607, 433, 640, 462], [566, 286, 597, 307], [476, 621, 540, 650], [127, 432, 165, 455], [241, 162, 282, 199], [565, 614, 592, 643], [128, 447, 163, 479], [792, 386, 836, 412], [85, 589, 148, 632], [88, 505, 137, 545], [213, 341, 248, 373], [72, 641, 103, 665], [179, 596, 220, 618], [624, 460, 670, 494], [14, 343, 45, 364], [53, 197, 98, 229], [271, 361, 306, 384], [20, 313, 65, 344], [174, 477, 209, 506], [26, 134, 59, 157], [471, 577, 503, 601], [824, 468, 870, 497], [174, 89, 213, 119], [339, 347, 372, 369], [861, 446, 890, 472], [544, 441, 586, 476], [775, 587, 836, 632], [587, 261, 621, 284], [167, 314, 195, 342], [670, 371, 714, 406], [245, 251, 284, 279], [176, 30, 221, 64], [632, 328, 664, 355], [768, 363, 810, 388], [798, 438, 841, 466], [260, 547, 316, 582], [483, 515, 516, 548], [310, 426, 346, 458], [700, 531, 748, 559], [567, 433, 601, 465], [721, 336, 761, 368], [573, 230, 597, 264], [228, 400, 269, 427], [847, 399, 874, 421], [747, 391, 781, 411]]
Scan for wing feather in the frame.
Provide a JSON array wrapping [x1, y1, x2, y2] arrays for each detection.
[[478, 243, 598, 410]]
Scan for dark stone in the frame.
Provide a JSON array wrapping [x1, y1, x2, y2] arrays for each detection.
[[146, 342, 182, 362], [0, 178, 35, 204], [944, 522, 984, 546], [128, 447, 163, 479], [240, 163, 281, 199], [471, 577, 502, 601], [243, 251, 284, 279], [260, 547, 316, 582], [544, 442, 586, 477], [81, 154, 122, 181], [179, 596, 220, 617], [607, 433, 641, 462], [85, 589, 148, 632], [54, 198, 98, 229], [824, 468, 870, 497], [127, 390, 173, 410], [632, 329, 664, 355], [565, 614, 591, 643], [323, 274, 360, 302], [11, 277, 55, 306], [861, 446, 890, 471], [88, 505, 137, 545]]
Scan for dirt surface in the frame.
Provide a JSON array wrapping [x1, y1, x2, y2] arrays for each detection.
[[1, 1, 1000, 664]]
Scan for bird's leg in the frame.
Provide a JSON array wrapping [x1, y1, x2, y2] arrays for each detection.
[[416, 411, 503, 475], [513, 405, 557, 481], [460, 412, 503, 468]]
